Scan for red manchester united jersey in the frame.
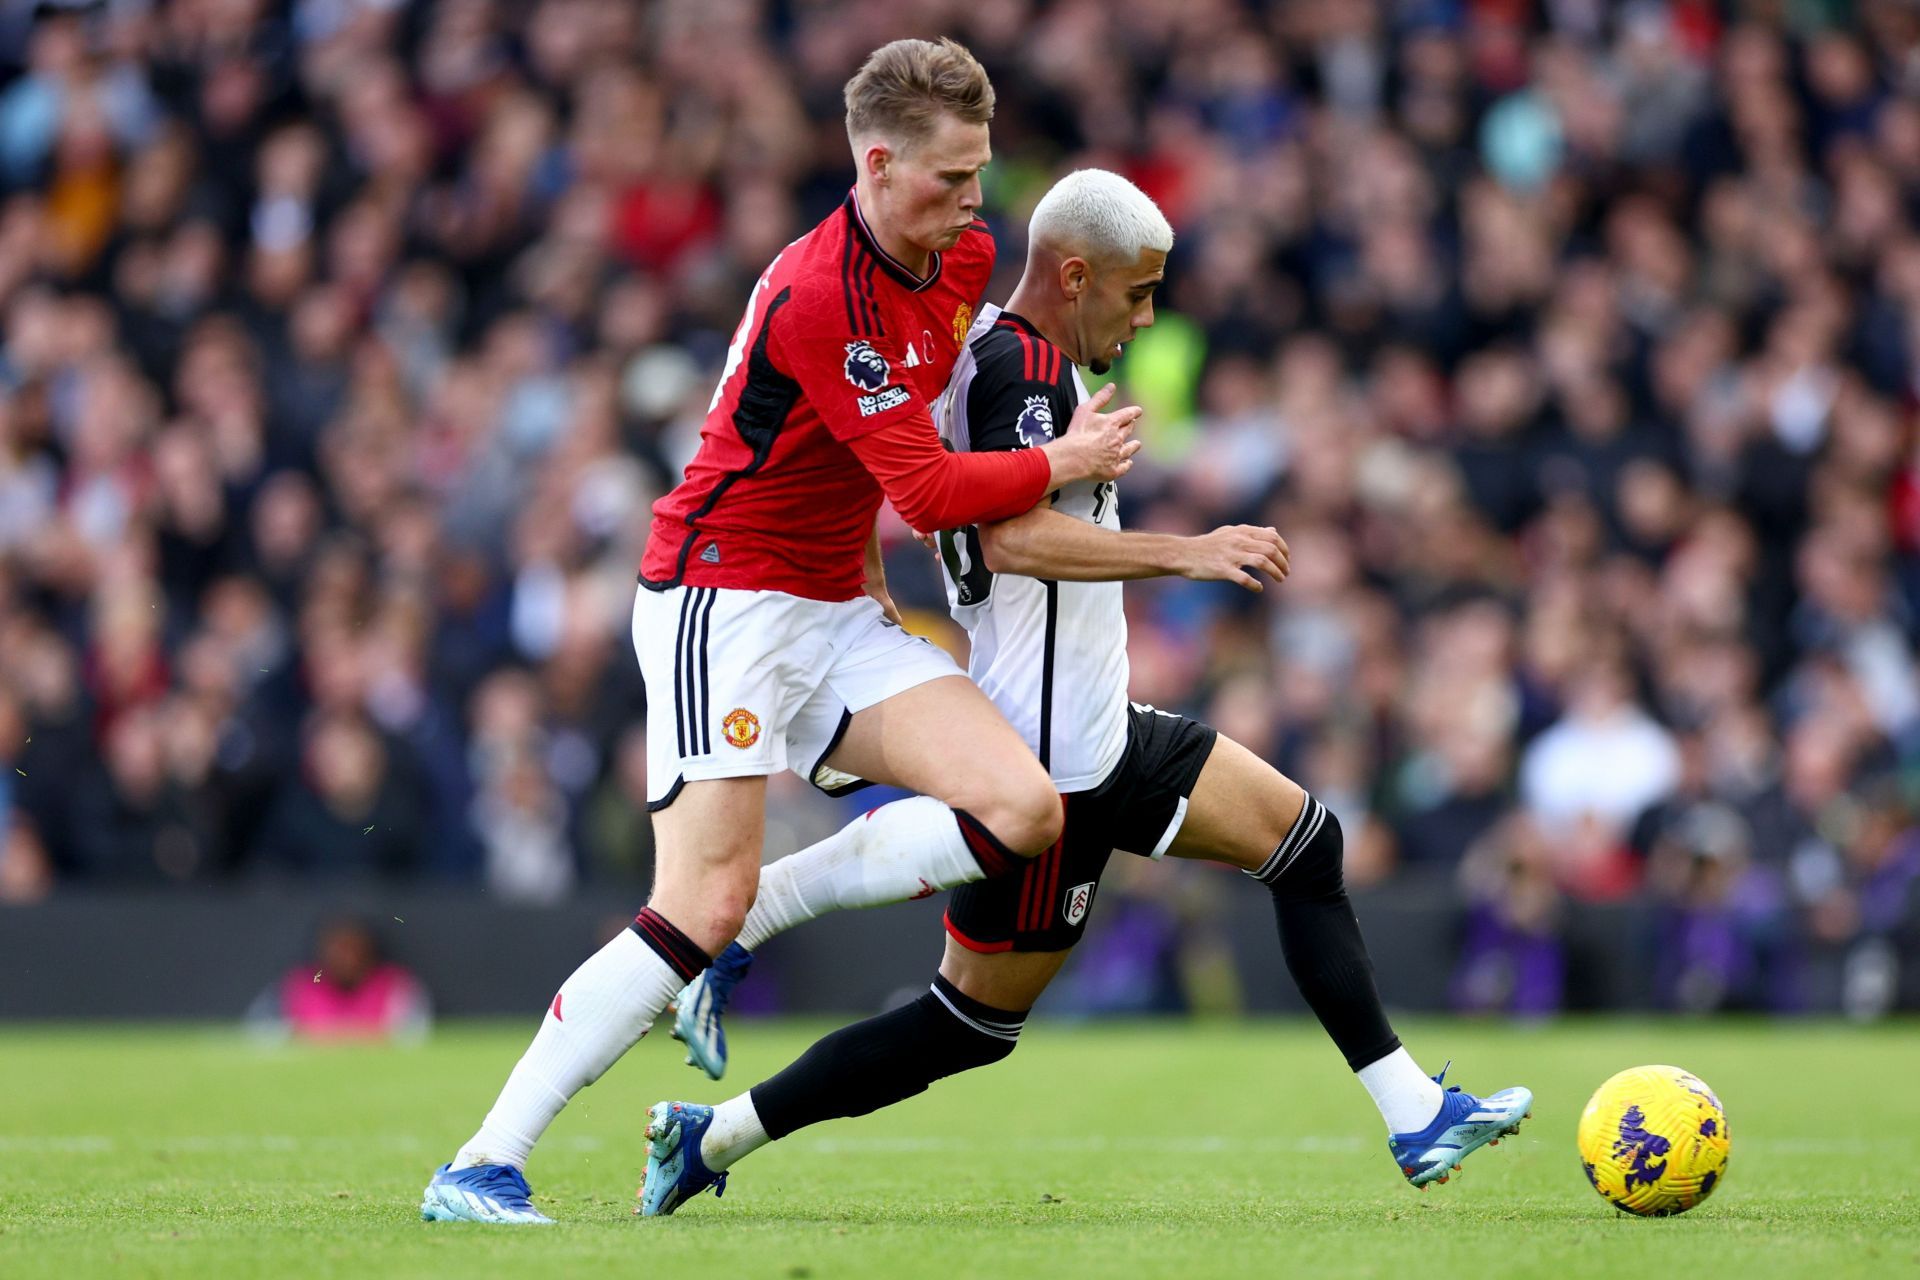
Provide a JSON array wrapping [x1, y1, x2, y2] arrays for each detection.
[[641, 191, 995, 601]]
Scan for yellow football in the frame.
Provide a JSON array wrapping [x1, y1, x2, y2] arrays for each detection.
[[1576, 1065, 1730, 1216]]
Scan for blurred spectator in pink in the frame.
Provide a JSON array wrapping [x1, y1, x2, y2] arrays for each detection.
[[250, 917, 431, 1043]]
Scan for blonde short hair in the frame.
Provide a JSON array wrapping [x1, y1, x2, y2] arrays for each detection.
[[843, 38, 994, 150], [1029, 169, 1175, 265]]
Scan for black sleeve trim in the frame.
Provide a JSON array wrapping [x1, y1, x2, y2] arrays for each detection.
[[965, 331, 1075, 456]]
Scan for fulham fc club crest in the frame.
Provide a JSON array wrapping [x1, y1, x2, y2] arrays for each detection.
[[1063, 881, 1094, 926]]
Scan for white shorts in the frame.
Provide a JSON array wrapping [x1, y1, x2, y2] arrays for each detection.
[[631, 584, 962, 809]]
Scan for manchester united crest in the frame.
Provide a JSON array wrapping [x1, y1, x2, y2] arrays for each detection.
[[952, 301, 972, 346], [722, 708, 762, 749]]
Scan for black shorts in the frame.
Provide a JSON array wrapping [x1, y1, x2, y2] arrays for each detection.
[[944, 704, 1218, 954]]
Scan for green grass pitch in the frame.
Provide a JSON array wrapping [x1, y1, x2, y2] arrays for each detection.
[[2, 1017, 1915, 1278]]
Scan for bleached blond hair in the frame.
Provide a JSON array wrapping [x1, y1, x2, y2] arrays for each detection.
[[1027, 169, 1174, 266]]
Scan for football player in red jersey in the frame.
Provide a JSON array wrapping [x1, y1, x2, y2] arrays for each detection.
[[423, 38, 1142, 1224]]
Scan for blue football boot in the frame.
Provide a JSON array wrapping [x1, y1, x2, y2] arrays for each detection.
[[420, 1161, 555, 1224], [670, 942, 754, 1080], [1386, 1064, 1533, 1189], [637, 1100, 728, 1217]]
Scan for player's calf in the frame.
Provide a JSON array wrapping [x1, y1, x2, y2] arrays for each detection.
[[1246, 795, 1401, 1068], [755, 973, 1023, 1132], [1245, 792, 1461, 1138], [1247, 791, 1351, 904], [1241, 786, 1540, 1174], [437, 905, 716, 1190], [685, 973, 1027, 1178]]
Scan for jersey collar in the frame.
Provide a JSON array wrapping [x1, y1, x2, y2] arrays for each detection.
[[844, 189, 943, 293], [993, 309, 1074, 360], [994, 310, 1045, 339]]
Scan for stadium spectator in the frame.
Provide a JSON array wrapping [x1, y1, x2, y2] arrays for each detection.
[[1519, 653, 1681, 899], [1801, 775, 1920, 1017], [253, 708, 424, 878], [1454, 814, 1564, 1018], [1641, 799, 1800, 1013], [249, 916, 432, 1042]]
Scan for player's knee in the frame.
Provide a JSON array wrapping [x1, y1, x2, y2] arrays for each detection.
[[1252, 794, 1344, 900], [710, 883, 757, 941], [661, 880, 755, 953], [946, 752, 1060, 857], [651, 821, 762, 947], [706, 904, 751, 947], [984, 778, 1064, 857]]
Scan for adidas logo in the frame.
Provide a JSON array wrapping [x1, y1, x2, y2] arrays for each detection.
[[700, 543, 720, 564]]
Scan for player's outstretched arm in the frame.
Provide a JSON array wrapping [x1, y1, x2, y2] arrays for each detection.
[[848, 415, 1051, 531], [845, 398, 1138, 534], [978, 509, 1290, 591]]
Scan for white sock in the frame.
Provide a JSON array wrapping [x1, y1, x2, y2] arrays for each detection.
[[1356, 1046, 1445, 1133], [736, 796, 987, 952], [453, 929, 686, 1169], [699, 1093, 770, 1171]]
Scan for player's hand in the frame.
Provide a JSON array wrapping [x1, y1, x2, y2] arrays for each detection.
[[1041, 383, 1143, 485], [1179, 525, 1289, 592], [913, 529, 937, 552]]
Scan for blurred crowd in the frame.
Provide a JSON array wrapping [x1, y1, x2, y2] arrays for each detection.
[[1, 0, 1919, 1016]]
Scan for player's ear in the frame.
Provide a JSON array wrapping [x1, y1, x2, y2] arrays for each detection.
[[861, 137, 894, 185], [1061, 257, 1090, 300]]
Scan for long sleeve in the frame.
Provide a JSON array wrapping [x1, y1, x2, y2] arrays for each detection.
[[846, 412, 1052, 532]]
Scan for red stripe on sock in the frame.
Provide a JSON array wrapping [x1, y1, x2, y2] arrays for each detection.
[[631, 908, 710, 982]]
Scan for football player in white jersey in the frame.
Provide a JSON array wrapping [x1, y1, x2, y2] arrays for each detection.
[[640, 172, 1532, 1214]]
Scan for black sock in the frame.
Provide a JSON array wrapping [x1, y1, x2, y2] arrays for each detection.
[[1248, 794, 1401, 1071], [750, 975, 1025, 1139]]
